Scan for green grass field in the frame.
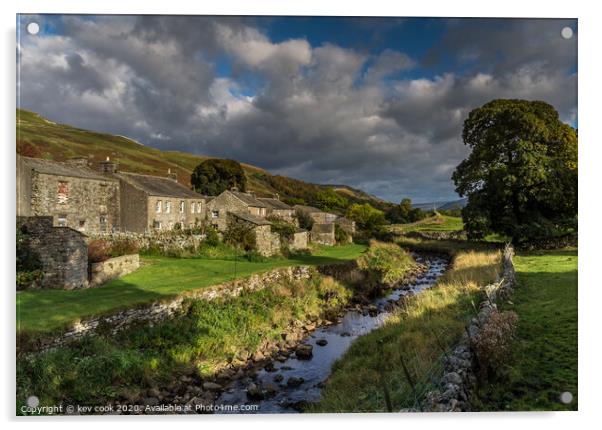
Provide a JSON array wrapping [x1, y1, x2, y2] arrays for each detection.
[[477, 249, 578, 411], [389, 214, 464, 234], [17, 244, 367, 336]]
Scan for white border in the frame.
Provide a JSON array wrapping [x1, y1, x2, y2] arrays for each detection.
[[2, 1, 600, 429]]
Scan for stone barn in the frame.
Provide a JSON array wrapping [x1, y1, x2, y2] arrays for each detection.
[[18, 216, 88, 290], [258, 196, 296, 223], [207, 190, 268, 231], [293, 205, 338, 224], [227, 212, 280, 257]]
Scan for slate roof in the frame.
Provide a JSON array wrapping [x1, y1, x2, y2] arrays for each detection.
[[230, 191, 267, 208], [19, 156, 117, 181], [258, 198, 293, 210], [230, 211, 271, 226], [293, 204, 323, 213], [116, 172, 205, 199]]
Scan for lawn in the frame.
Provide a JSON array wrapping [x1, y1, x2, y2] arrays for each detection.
[[17, 244, 367, 336], [477, 249, 578, 411], [390, 214, 464, 234]]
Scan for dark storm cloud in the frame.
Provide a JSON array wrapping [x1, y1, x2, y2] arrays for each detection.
[[17, 15, 578, 203]]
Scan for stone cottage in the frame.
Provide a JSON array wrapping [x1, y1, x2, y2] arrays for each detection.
[[107, 162, 209, 233], [227, 212, 280, 256], [258, 196, 296, 223], [293, 205, 338, 224], [18, 216, 88, 289], [207, 190, 268, 231], [17, 155, 120, 233]]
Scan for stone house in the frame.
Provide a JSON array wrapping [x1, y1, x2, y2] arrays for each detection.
[[293, 205, 338, 224], [18, 216, 88, 289], [258, 196, 296, 223], [207, 190, 268, 231], [227, 212, 280, 256], [17, 155, 120, 233], [109, 164, 209, 233]]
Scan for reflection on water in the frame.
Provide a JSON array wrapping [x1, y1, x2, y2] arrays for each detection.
[[217, 255, 448, 413]]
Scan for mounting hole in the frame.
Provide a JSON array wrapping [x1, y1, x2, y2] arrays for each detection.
[[26, 22, 40, 35], [559, 391, 573, 404], [561, 27, 573, 39]]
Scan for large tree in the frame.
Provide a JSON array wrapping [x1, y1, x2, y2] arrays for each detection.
[[191, 159, 247, 196], [452, 99, 577, 243], [347, 203, 388, 233]]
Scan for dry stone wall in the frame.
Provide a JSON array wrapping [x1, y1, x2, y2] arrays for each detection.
[[89, 254, 140, 287], [424, 244, 516, 412]]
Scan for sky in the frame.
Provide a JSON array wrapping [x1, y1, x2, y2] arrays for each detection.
[[16, 15, 577, 203]]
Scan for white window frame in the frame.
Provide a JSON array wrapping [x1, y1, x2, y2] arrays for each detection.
[[166, 201, 172, 214], [211, 210, 219, 218], [156, 200, 162, 213], [191, 202, 196, 214]]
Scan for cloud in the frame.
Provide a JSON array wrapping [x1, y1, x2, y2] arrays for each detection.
[[17, 15, 578, 203]]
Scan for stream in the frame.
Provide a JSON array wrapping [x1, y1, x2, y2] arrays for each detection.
[[215, 254, 449, 414]]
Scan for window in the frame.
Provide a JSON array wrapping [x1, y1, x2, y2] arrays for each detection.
[[78, 220, 86, 230], [211, 210, 219, 218], [191, 202, 196, 214], [57, 214, 67, 227], [180, 201, 185, 213], [99, 216, 107, 232], [153, 220, 162, 230], [166, 201, 172, 213], [156, 200, 162, 213], [57, 181, 69, 204], [197, 202, 202, 214]]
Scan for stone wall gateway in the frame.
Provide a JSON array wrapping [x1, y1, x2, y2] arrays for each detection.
[[89, 254, 140, 287], [18, 216, 88, 290]]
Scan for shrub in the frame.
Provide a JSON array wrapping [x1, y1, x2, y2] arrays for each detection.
[[203, 225, 220, 247], [87, 239, 110, 263], [356, 240, 416, 286], [244, 251, 268, 263], [270, 219, 296, 242], [223, 220, 256, 251], [334, 223, 350, 244], [296, 209, 314, 231], [473, 309, 519, 381], [16, 270, 44, 290], [16, 221, 41, 273]]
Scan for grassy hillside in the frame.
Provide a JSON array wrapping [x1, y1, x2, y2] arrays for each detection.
[[16, 109, 391, 212]]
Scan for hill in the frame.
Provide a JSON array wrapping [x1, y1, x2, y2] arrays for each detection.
[[412, 198, 467, 211], [16, 109, 393, 213]]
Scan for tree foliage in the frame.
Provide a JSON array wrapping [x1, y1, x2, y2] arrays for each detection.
[[315, 188, 348, 213], [386, 198, 429, 224], [452, 99, 577, 242], [347, 203, 388, 233], [191, 159, 247, 196]]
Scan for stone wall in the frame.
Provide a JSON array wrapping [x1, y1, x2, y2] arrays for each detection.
[[289, 230, 309, 250], [18, 216, 88, 290], [145, 195, 206, 232], [23, 265, 317, 353], [254, 224, 281, 257], [89, 231, 206, 254], [424, 244, 516, 412], [311, 223, 336, 246], [89, 254, 140, 287]]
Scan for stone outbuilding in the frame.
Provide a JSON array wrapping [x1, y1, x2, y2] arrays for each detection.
[[310, 223, 336, 246], [335, 216, 356, 234], [288, 229, 309, 250], [227, 212, 280, 257], [18, 216, 88, 290], [17, 155, 120, 233], [207, 190, 268, 231], [293, 205, 338, 224], [258, 196, 296, 223], [109, 163, 208, 233]]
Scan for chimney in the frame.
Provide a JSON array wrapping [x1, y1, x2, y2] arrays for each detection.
[[100, 156, 118, 174], [66, 156, 89, 168], [230, 186, 239, 192], [274, 193, 280, 201], [167, 168, 177, 182]]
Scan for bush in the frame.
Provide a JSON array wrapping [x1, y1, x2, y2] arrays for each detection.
[[87, 239, 110, 263], [473, 309, 519, 381], [356, 240, 416, 287], [334, 223, 350, 244], [296, 209, 314, 231], [16, 221, 41, 273], [244, 251, 268, 263], [223, 220, 256, 252], [203, 225, 221, 247], [16, 270, 44, 290], [270, 219, 296, 242]]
